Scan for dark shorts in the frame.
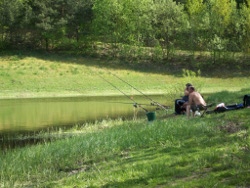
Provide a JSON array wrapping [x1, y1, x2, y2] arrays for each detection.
[[191, 104, 205, 112]]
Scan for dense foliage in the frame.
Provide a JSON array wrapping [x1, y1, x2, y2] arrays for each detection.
[[1, 0, 250, 60]]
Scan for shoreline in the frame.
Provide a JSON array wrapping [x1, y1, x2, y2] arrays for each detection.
[[0, 87, 246, 100]]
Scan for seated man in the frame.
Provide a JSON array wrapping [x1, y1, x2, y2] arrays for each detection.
[[186, 86, 206, 118], [174, 83, 192, 115]]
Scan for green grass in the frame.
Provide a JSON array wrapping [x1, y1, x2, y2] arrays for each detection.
[[0, 51, 249, 99], [0, 90, 250, 187], [0, 51, 250, 187]]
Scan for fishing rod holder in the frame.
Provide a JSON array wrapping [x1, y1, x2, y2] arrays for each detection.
[[133, 103, 138, 108]]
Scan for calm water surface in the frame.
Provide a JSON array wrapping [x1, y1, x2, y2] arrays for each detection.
[[0, 95, 169, 134]]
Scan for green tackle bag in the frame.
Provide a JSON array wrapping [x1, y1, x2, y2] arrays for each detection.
[[243, 95, 250, 107]]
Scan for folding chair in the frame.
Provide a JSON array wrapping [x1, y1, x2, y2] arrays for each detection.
[[200, 103, 215, 117]]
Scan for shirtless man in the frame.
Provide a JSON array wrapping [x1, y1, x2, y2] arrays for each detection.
[[186, 86, 206, 118]]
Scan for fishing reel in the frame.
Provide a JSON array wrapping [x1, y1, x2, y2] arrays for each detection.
[[133, 103, 138, 108]]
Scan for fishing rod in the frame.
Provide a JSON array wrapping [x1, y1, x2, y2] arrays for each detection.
[[105, 101, 155, 106], [110, 73, 169, 111], [96, 73, 148, 112], [98, 101, 166, 111]]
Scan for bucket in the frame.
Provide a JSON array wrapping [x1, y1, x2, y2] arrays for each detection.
[[146, 112, 156, 122]]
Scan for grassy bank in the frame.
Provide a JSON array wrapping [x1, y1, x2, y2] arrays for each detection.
[[0, 51, 250, 187], [1, 90, 250, 187], [0, 51, 249, 99]]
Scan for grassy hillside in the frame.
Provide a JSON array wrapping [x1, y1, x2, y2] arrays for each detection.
[[0, 51, 249, 99]]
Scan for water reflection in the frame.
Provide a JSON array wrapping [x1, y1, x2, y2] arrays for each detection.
[[0, 95, 168, 133]]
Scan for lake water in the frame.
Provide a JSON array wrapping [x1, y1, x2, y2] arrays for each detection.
[[0, 95, 169, 134]]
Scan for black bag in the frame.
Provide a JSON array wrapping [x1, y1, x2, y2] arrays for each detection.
[[243, 95, 250, 107]]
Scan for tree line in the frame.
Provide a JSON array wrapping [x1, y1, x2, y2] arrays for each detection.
[[1, 0, 250, 61]]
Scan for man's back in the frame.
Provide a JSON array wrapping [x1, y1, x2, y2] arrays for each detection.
[[186, 86, 207, 118], [189, 91, 206, 106]]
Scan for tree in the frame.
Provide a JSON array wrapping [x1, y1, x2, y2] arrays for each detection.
[[0, 0, 94, 50], [26, 0, 91, 50], [185, 0, 206, 53], [58, 0, 93, 43], [0, 0, 25, 48], [152, 0, 187, 60], [201, 0, 236, 63], [92, 0, 154, 58], [240, 0, 250, 52]]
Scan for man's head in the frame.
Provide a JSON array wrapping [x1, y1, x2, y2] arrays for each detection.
[[188, 86, 195, 93]]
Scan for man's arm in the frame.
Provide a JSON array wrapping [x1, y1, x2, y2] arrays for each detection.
[[186, 93, 192, 118], [188, 93, 193, 106]]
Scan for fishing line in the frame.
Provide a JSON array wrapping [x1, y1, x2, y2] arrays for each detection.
[[110, 73, 169, 111], [96, 72, 148, 112]]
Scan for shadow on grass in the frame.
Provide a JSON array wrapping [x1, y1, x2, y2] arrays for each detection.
[[100, 145, 249, 187], [93, 115, 249, 187], [1, 50, 250, 78]]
